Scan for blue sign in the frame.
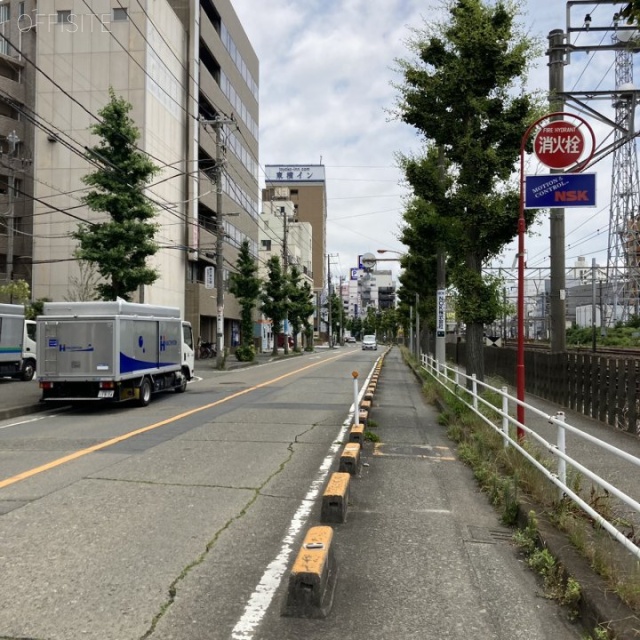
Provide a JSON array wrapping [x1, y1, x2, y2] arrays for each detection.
[[525, 173, 596, 209]]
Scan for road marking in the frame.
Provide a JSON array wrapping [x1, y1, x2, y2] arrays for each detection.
[[0, 415, 52, 430], [0, 351, 350, 490], [230, 360, 378, 639]]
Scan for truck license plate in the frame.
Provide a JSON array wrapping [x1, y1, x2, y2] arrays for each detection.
[[98, 390, 114, 398]]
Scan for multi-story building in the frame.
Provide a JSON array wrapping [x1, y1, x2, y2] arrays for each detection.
[[1, 0, 259, 354], [262, 164, 326, 332], [258, 192, 313, 350], [0, 0, 36, 293]]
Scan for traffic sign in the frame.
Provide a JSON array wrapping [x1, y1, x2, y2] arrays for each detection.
[[361, 252, 376, 269], [524, 173, 596, 209], [534, 121, 585, 169]]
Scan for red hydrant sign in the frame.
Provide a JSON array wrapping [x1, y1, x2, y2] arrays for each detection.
[[534, 121, 585, 169]]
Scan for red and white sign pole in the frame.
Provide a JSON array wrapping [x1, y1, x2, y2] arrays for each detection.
[[516, 113, 595, 440]]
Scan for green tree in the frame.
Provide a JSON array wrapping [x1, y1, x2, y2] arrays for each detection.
[[288, 266, 314, 352], [73, 87, 160, 301], [228, 240, 261, 361], [300, 281, 316, 351], [394, 0, 540, 381], [0, 279, 30, 304], [620, 2, 640, 25], [261, 256, 288, 357]]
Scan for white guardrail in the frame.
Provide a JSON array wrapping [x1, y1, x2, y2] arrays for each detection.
[[421, 353, 640, 561]]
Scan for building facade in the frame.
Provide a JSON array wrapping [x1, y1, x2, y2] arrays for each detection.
[[0, 0, 259, 355], [263, 164, 326, 332], [0, 0, 36, 293]]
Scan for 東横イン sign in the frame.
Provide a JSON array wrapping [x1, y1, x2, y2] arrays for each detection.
[[534, 121, 585, 169]]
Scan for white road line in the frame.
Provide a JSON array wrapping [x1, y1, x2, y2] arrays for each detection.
[[0, 414, 55, 430], [230, 362, 376, 639]]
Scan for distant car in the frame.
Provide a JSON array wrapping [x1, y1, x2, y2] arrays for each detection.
[[346, 336, 356, 343], [362, 335, 377, 351]]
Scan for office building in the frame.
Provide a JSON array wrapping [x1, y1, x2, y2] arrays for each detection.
[[3, 0, 258, 353], [263, 164, 326, 289]]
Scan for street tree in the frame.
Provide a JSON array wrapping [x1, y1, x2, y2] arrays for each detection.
[[300, 281, 316, 350], [64, 258, 101, 301], [228, 239, 261, 361], [0, 279, 30, 304], [261, 255, 288, 356], [394, 0, 540, 381], [73, 88, 160, 301], [620, 1, 640, 24], [287, 266, 314, 352]]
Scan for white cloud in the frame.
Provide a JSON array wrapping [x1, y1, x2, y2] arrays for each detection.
[[231, 0, 635, 289]]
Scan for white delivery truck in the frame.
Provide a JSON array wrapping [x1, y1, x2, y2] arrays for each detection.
[[0, 303, 37, 381], [37, 300, 194, 406]]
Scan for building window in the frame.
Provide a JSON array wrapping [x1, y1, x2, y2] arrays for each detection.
[[0, 4, 9, 23], [261, 239, 271, 251], [113, 7, 128, 21], [57, 10, 72, 24]]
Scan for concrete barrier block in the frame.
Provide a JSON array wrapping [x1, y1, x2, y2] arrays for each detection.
[[282, 526, 337, 618], [349, 423, 365, 446], [321, 472, 350, 523], [358, 409, 368, 426], [339, 442, 361, 475]]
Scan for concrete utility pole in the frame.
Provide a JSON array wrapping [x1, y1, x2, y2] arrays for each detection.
[[548, 29, 567, 353], [327, 254, 333, 347], [4, 130, 19, 290], [282, 205, 289, 354], [436, 145, 446, 367], [203, 115, 236, 369]]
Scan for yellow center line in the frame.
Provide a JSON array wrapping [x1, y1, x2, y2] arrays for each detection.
[[0, 351, 350, 490]]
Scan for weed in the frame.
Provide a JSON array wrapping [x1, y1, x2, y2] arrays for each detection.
[[365, 430, 380, 442]]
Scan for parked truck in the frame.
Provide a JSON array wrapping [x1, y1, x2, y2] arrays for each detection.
[[0, 303, 37, 381], [37, 300, 194, 406]]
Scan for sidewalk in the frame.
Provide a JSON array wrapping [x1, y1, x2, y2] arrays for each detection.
[[420, 359, 640, 638], [264, 346, 584, 639]]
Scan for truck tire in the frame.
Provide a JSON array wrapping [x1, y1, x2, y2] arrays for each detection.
[[21, 360, 36, 382], [138, 378, 152, 407], [175, 374, 187, 393]]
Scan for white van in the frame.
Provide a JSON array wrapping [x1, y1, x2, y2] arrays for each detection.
[[362, 335, 377, 351]]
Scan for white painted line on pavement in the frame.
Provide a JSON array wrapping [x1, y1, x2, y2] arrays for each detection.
[[0, 414, 59, 430], [230, 360, 377, 639]]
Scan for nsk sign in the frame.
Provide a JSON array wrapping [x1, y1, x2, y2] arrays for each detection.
[[524, 173, 596, 209]]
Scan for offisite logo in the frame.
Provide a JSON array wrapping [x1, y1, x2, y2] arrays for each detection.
[[18, 13, 118, 33]]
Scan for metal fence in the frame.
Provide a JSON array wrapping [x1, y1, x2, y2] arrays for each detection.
[[446, 342, 640, 436], [421, 353, 640, 561]]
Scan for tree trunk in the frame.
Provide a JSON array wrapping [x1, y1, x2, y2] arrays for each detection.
[[465, 322, 485, 387]]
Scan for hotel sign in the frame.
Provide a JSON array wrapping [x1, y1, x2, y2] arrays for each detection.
[[265, 165, 326, 182]]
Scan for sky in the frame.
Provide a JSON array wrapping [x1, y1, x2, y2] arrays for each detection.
[[230, 0, 635, 296]]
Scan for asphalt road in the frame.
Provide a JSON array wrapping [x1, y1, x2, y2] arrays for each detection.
[[0, 347, 584, 639]]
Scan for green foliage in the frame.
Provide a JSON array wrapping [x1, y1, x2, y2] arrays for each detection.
[[394, 0, 540, 380], [261, 256, 288, 356], [234, 345, 256, 362], [620, 1, 640, 26], [73, 87, 160, 301], [26, 298, 49, 320], [288, 266, 315, 351], [0, 279, 30, 304], [228, 240, 261, 357]]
